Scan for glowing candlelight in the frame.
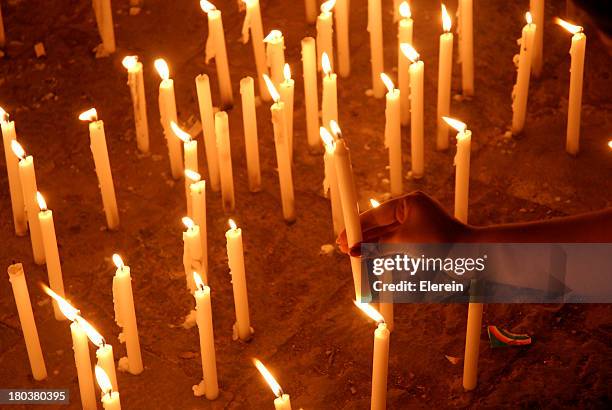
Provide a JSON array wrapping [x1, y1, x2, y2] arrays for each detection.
[[95, 366, 121, 410], [381, 73, 402, 196], [183, 216, 204, 290], [280, 63, 295, 159], [79, 317, 118, 392], [226, 219, 253, 340], [317, 0, 336, 72], [264, 29, 285, 87], [201, 0, 233, 107], [437, 5, 454, 150], [370, 198, 381, 208], [121, 55, 149, 152], [253, 359, 292, 409], [185, 169, 201, 182], [397, 1, 413, 125], [401, 43, 425, 178], [1, 110, 27, 235], [155, 58, 182, 178], [511, 11, 536, 136], [172, 121, 198, 215], [240, 0, 269, 100], [320, 127, 344, 236], [321, 52, 338, 130]]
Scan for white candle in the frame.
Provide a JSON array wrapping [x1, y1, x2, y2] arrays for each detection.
[[381, 74, 402, 197], [182, 218, 204, 291], [511, 13, 536, 136], [215, 111, 235, 212], [79, 108, 120, 230], [335, 0, 350, 77], [195, 74, 221, 192], [264, 30, 286, 89], [240, 77, 262, 192], [187, 174, 208, 280], [443, 117, 472, 224], [320, 127, 344, 236], [1, 111, 27, 235], [458, 0, 474, 96], [368, 0, 385, 98], [155, 59, 183, 180], [401, 44, 425, 178], [437, 5, 454, 150], [241, 0, 270, 101], [397, 2, 413, 126], [121, 56, 149, 153], [201, 1, 233, 108], [36, 193, 66, 321], [171, 122, 198, 216], [93, 0, 115, 54], [7, 263, 47, 381], [279, 64, 295, 160], [463, 302, 483, 391], [77, 317, 119, 392], [530, 0, 544, 77], [264, 75, 295, 223], [557, 18, 586, 156], [72, 321, 97, 410], [226, 219, 252, 341], [12, 141, 45, 264], [111, 254, 144, 375], [95, 366, 122, 410], [316, 0, 335, 72], [301, 37, 321, 152], [191, 273, 219, 400], [253, 359, 292, 410], [321, 53, 338, 130], [304, 0, 317, 24]]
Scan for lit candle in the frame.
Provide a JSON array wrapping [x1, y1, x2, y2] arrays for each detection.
[[397, 1, 413, 126], [368, 0, 385, 98], [279, 64, 295, 160], [355, 302, 389, 410], [226, 219, 253, 341], [121, 56, 149, 153], [530, 0, 544, 77], [111, 254, 144, 375], [155, 58, 183, 179], [321, 53, 338, 129], [171, 122, 198, 216], [195, 74, 220, 192], [381, 73, 402, 197], [264, 30, 286, 89], [79, 108, 120, 230], [215, 111, 235, 212], [12, 140, 45, 264], [1, 109, 27, 235], [182, 217, 204, 291], [241, 0, 270, 101], [95, 366, 122, 410], [401, 44, 425, 178], [443, 117, 472, 223], [335, 0, 350, 77], [201, 1, 233, 108], [511, 12, 536, 136], [556, 18, 586, 156], [320, 127, 344, 236], [264, 75, 295, 223], [186, 171, 208, 279], [78, 317, 118, 392], [191, 272, 219, 400], [316, 0, 335, 72], [304, 0, 317, 24], [93, 0, 115, 54], [458, 0, 474, 96], [437, 5, 454, 150], [301, 37, 320, 151], [8, 263, 47, 381], [36, 193, 66, 321], [253, 359, 292, 410], [240, 77, 262, 192]]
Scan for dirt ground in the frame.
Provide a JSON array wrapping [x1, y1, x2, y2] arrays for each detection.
[[0, 0, 610, 409]]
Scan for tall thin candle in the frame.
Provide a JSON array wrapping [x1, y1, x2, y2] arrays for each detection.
[[1, 109, 27, 235], [437, 5, 454, 150], [201, 1, 233, 108]]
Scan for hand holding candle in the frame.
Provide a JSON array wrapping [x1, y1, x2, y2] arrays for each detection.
[[201, 1, 233, 108], [253, 359, 292, 410], [121, 56, 149, 153]]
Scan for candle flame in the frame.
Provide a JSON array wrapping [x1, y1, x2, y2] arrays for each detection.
[[264, 30, 283, 43], [154, 58, 170, 80], [329, 120, 342, 138], [525, 11, 533, 25], [442, 116, 467, 133], [185, 169, 202, 182], [95, 365, 113, 395], [321, 0, 336, 13], [199, 0, 216, 13], [182, 216, 195, 230], [555, 18, 583, 35], [608, 140, 612, 149], [11, 140, 26, 160], [399, 1, 411, 19], [78, 108, 98, 122], [112, 253, 124, 269], [193, 271, 205, 291], [253, 358, 283, 398], [228, 218, 237, 230], [319, 127, 335, 149], [77, 317, 105, 347], [262, 74, 280, 102], [170, 121, 191, 143], [0, 106, 8, 123], [322, 52, 332, 76], [442, 4, 452, 32], [42, 285, 79, 322], [380, 73, 395, 93], [36, 192, 47, 211], [121, 55, 139, 70], [283, 63, 291, 81], [400, 43, 420, 63], [370, 198, 381, 208], [354, 301, 385, 324]]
